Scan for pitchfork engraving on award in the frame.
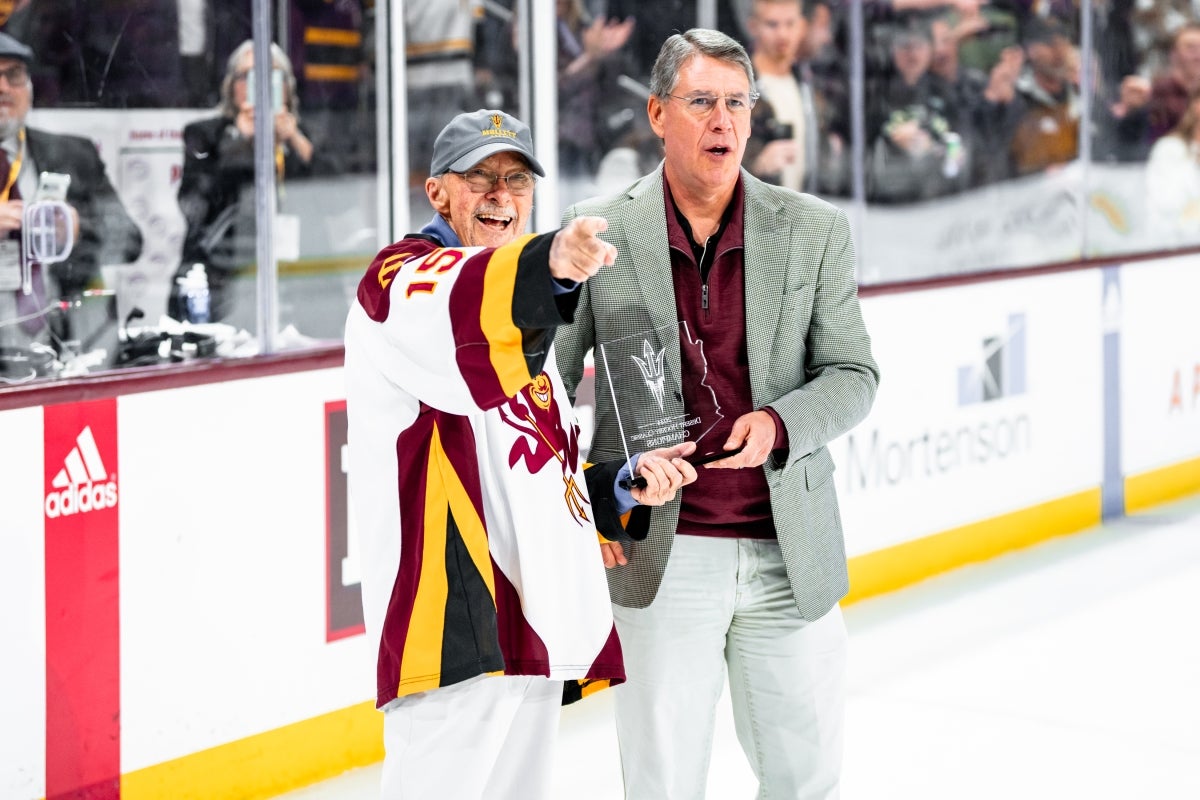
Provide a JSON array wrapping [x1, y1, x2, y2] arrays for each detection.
[[598, 321, 730, 489]]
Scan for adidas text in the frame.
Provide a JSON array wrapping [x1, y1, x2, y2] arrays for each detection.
[[45, 481, 119, 518]]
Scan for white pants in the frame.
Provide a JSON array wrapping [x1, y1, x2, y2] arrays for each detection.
[[380, 674, 563, 799], [613, 535, 847, 800]]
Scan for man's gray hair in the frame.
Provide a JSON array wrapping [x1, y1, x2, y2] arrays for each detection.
[[648, 28, 757, 99]]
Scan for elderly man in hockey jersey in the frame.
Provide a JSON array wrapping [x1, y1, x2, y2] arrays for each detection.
[[344, 108, 698, 799]]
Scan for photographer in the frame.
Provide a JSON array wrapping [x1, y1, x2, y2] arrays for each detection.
[[0, 31, 142, 354], [171, 39, 316, 323], [744, 0, 847, 195]]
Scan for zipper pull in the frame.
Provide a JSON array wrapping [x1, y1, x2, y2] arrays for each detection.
[[702, 283, 709, 311]]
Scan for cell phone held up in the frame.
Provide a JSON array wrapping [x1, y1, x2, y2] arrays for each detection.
[[619, 444, 747, 491], [245, 67, 285, 112]]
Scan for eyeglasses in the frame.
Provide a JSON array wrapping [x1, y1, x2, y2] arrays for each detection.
[[0, 64, 29, 87], [450, 168, 536, 196], [666, 91, 759, 117]]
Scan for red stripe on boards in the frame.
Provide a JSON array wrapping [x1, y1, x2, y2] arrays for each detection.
[[44, 398, 121, 799]]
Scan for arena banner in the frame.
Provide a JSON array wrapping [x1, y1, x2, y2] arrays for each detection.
[[851, 162, 1152, 284], [43, 397, 121, 798], [835, 272, 1105, 556]]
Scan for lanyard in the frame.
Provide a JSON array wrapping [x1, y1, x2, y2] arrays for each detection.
[[1, 127, 24, 203]]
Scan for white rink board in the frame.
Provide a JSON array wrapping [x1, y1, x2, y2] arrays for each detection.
[[6, 257, 1200, 791], [837, 271, 1105, 556], [0, 407, 47, 800], [117, 369, 373, 771], [1118, 257, 1200, 475]]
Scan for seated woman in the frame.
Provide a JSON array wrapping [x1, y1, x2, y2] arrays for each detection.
[[1146, 91, 1200, 245], [171, 40, 316, 322]]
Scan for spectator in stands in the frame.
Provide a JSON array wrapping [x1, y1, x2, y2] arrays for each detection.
[[405, 0, 480, 198], [0, 31, 143, 348], [928, 12, 1023, 187], [805, 1, 854, 191], [288, 0, 368, 172], [939, 0, 1019, 75], [477, 0, 636, 204], [172, 40, 316, 322], [556, 0, 635, 191], [1149, 23, 1200, 143], [1007, 15, 1150, 176], [745, 0, 849, 194], [1131, 0, 1199, 76], [865, 15, 967, 201], [798, 0, 835, 62], [1007, 15, 1079, 175], [1146, 90, 1200, 243]]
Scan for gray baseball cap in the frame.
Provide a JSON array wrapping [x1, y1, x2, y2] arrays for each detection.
[[0, 31, 33, 65], [430, 109, 546, 177]]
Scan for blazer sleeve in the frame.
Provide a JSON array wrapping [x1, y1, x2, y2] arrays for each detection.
[[767, 206, 879, 466]]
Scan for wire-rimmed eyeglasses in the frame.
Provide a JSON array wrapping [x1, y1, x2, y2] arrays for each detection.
[[0, 64, 29, 87], [449, 168, 536, 196], [666, 91, 760, 117]]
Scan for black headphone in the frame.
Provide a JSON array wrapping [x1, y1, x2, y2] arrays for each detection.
[[116, 308, 217, 365], [169, 331, 217, 359]]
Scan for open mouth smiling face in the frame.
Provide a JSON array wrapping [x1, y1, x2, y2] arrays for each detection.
[[435, 150, 534, 249], [474, 206, 516, 234]]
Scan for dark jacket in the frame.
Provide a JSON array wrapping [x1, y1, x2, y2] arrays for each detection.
[[173, 114, 315, 320]]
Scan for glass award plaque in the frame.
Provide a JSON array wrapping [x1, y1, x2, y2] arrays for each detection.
[[598, 321, 738, 487]]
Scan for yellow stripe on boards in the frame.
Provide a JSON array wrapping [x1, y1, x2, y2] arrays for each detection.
[[398, 422, 451, 694], [1125, 455, 1200, 514], [481, 234, 536, 397], [844, 488, 1102, 606], [120, 701, 382, 800]]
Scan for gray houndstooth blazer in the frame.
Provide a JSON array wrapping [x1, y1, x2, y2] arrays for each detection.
[[556, 165, 879, 620]]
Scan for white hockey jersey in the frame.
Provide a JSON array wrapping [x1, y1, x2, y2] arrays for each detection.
[[344, 229, 624, 709]]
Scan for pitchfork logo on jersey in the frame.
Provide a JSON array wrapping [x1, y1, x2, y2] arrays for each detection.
[[501, 373, 590, 525], [632, 339, 667, 413]]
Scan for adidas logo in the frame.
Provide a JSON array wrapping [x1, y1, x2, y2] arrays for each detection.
[[44, 426, 118, 518]]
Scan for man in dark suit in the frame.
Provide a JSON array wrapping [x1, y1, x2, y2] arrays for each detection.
[[0, 30, 142, 347], [556, 28, 878, 799]]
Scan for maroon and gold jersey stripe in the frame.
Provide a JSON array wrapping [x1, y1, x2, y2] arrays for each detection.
[[384, 408, 511, 704], [451, 235, 537, 408]]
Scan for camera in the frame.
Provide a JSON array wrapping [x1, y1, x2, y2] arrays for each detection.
[[760, 118, 794, 143]]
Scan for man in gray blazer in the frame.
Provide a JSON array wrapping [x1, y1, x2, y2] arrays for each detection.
[[556, 28, 879, 800]]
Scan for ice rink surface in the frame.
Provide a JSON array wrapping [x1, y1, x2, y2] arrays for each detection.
[[280, 493, 1200, 799]]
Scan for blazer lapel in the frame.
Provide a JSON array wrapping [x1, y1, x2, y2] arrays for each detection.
[[621, 168, 684, 395], [741, 173, 790, 400]]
